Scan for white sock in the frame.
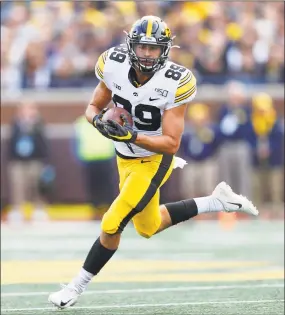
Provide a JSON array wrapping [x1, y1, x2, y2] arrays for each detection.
[[194, 196, 224, 214], [68, 268, 94, 294]]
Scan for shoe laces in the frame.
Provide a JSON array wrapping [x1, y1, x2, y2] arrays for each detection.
[[60, 283, 81, 295], [59, 284, 76, 295]]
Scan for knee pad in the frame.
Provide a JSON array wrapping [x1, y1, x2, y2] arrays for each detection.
[[134, 222, 158, 239], [101, 197, 136, 234], [135, 228, 153, 239], [101, 211, 122, 235]]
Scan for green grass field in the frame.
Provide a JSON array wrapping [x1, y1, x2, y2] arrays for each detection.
[[1, 220, 284, 315]]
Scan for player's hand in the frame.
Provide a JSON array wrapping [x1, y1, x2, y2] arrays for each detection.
[[92, 108, 112, 138], [105, 114, 137, 143]]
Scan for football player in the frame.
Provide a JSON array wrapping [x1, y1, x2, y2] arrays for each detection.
[[49, 16, 258, 309]]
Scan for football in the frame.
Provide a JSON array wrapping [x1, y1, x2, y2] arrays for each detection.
[[102, 107, 133, 127]]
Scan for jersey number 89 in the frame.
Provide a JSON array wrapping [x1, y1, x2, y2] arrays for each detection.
[[113, 94, 161, 132], [109, 47, 128, 63], [165, 64, 186, 81]]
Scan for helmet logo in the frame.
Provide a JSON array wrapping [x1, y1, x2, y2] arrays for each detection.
[[165, 28, 171, 37]]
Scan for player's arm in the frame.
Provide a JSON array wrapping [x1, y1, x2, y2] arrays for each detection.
[[135, 104, 188, 155], [85, 49, 113, 137], [85, 81, 112, 125]]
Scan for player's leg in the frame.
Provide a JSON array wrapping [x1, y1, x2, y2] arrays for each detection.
[[48, 154, 173, 308], [48, 172, 126, 307], [131, 155, 173, 238], [48, 156, 129, 308], [132, 182, 242, 238], [132, 187, 162, 238], [81, 154, 173, 280], [132, 156, 258, 238], [156, 181, 259, 234]]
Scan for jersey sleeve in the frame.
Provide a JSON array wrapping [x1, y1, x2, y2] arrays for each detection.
[[94, 50, 109, 82], [166, 70, 197, 110]]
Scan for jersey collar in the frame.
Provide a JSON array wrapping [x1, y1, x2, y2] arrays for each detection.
[[128, 67, 154, 88]]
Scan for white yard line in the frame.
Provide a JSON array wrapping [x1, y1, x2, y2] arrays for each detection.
[[1, 299, 284, 312], [2, 283, 283, 297]]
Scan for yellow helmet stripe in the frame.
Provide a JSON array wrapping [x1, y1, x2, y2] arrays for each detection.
[[146, 18, 153, 37]]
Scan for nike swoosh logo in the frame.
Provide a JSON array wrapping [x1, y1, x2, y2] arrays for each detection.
[[141, 160, 151, 163], [111, 131, 132, 140], [60, 299, 73, 307], [227, 202, 242, 209], [149, 97, 160, 101]]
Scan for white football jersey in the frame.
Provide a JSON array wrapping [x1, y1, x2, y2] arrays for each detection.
[[95, 46, 197, 158]]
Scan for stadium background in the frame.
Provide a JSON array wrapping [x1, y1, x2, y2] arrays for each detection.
[[1, 2, 284, 315], [1, 1, 284, 220]]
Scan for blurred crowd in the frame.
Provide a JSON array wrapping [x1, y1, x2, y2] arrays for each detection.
[[1, 1, 284, 93], [178, 82, 284, 211], [1, 1, 284, 222]]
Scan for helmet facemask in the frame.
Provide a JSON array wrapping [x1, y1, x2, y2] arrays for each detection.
[[125, 17, 173, 74], [126, 36, 172, 74]]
